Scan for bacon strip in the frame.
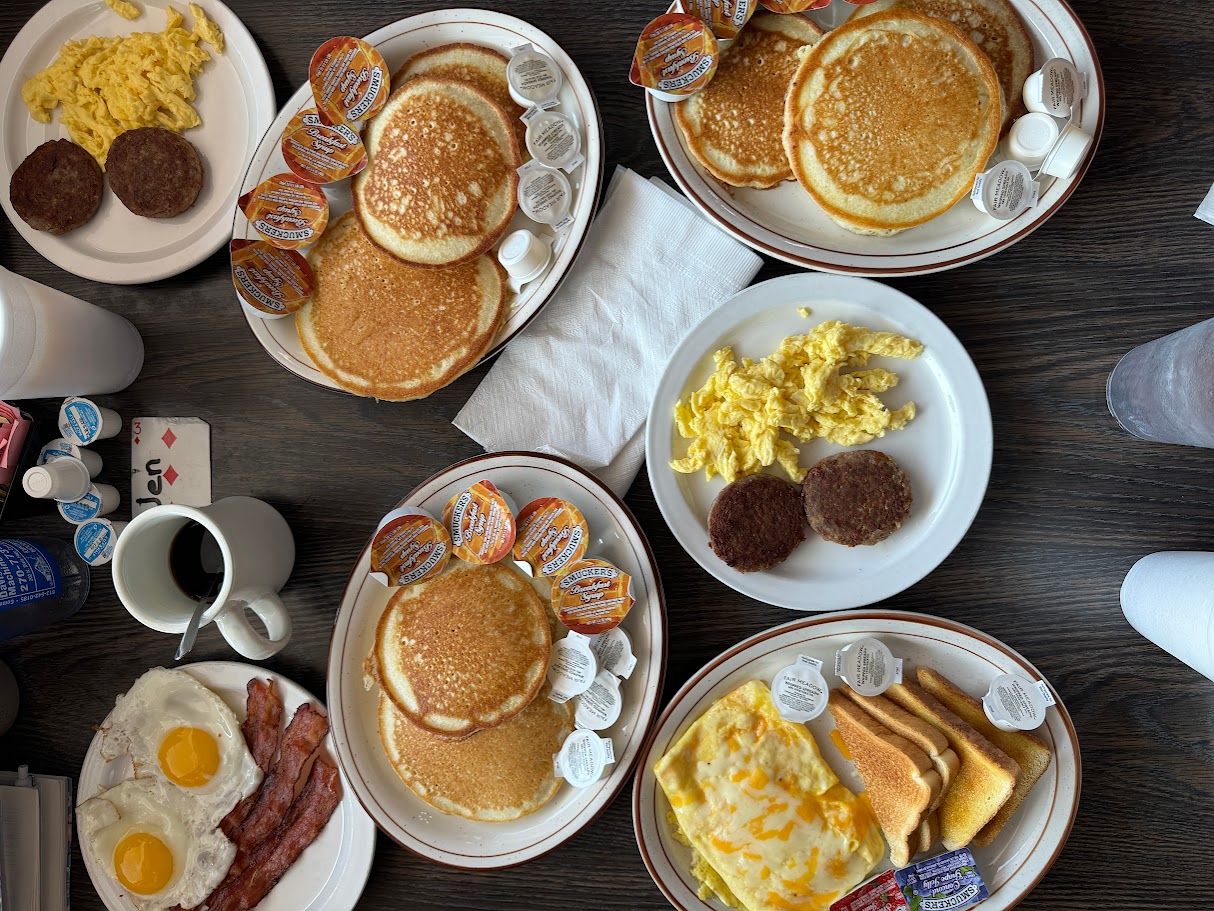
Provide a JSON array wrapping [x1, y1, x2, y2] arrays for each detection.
[[204, 758, 342, 911], [220, 679, 283, 838], [229, 703, 328, 860]]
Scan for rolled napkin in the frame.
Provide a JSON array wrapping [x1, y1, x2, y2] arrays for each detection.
[[1121, 551, 1214, 680], [455, 166, 763, 496]]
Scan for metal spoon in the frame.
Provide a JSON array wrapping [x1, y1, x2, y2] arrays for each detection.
[[175, 535, 225, 661]]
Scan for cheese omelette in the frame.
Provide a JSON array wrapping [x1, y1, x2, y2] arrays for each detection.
[[654, 681, 883, 911], [22, 4, 224, 167], [671, 320, 923, 484]]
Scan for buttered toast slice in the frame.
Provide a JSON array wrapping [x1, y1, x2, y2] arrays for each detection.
[[917, 667, 1052, 848], [828, 691, 941, 867], [886, 682, 1019, 851]]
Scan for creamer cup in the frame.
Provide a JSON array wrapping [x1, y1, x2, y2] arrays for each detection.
[[547, 632, 598, 703], [574, 670, 623, 731], [59, 396, 120, 445], [507, 43, 563, 108], [310, 37, 390, 126], [982, 673, 1055, 732], [443, 480, 518, 564], [39, 438, 101, 478], [281, 107, 368, 184], [239, 174, 329, 250], [834, 637, 903, 697], [1005, 113, 1060, 170], [589, 627, 637, 679], [230, 240, 315, 319], [516, 161, 574, 231], [1039, 123, 1094, 181], [498, 230, 552, 285], [553, 729, 615, 787], [1022, 57, 1086, 119], [370, 506, 451, 587], [555, 558, 634, 635], [970, 160, 1038, 220], [22, 458, 90, 502], [513, 497, 589, 576], [630, 13, 720, 102], [682, 0, 757, 40], [771, 655, 828, 723], [58, 482, 120, 525], [521, 109, 583, 172], [75, 518, 126, 566]]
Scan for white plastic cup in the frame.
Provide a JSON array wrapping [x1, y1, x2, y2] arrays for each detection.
[[1121, 552, 1214, 681], [1006, 113, 1060, 170], [498, 230, 552, 284], [59, 397, 121, 445], [0, 266, 144, 399], [22, 459, 91, 502], [1039, 123, 1094, 181], [39, 438, 102, 478], [58, 483, 120, 525]]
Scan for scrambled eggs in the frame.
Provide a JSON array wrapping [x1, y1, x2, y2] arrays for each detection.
[[104, 0, 141, 20], [671, 319, 923, 483], [654, 681, 883, 911], [22, 4, 224, 167]]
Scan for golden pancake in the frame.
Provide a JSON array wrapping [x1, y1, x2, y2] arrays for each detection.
[[783, 10, 1002, 236], [379, 689, 572, 822], [674, 12, 823, 189], [353, 77, 520, 267], [371, 562, 551, 738], [298, 213, 506, 401], [392, 43, 527, 158], [849, 0, 1033, 129]]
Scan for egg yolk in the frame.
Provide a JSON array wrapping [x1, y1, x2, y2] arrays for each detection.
[[158, 726, 220, 787], [113, 832, 174, 895]]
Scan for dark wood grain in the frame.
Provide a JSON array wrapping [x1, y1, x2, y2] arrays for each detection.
[[2, 0, 1213, 908]]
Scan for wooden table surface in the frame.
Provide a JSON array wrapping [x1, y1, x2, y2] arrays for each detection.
[[3, 0, 1213, 908]]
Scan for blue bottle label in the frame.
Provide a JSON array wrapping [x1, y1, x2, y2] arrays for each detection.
[[0, 541, 63, 610]]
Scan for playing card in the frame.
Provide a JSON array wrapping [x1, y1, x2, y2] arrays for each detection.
[[131, 418, 211, 516]]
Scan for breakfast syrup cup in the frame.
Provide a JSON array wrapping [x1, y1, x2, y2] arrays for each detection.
[[112, 497, 294, 660]]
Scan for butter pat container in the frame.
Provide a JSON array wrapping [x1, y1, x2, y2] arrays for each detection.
[[771, 654, 828, 723], [230, 240, 314, 319], [971, 160, 1038, 221], [517, 162, 574, 231], [574, 670, 623, 731], [507, 43, 563, 108], [630, 13, 719, 102], [553, 729, 615, 788], [1022, 57, 1086, 119], [982, 672, 1055, 732], [835, 637, 902, 697], [588, 627, 637, 679], [895, 849, 989, 911], [548, 632, 598, 703], [370, 506, 451, 587], [443, 480, 518, 564], [1005, 112, 1060, 170], [59, 396, 120, 446], [522, 109, 583, 172]]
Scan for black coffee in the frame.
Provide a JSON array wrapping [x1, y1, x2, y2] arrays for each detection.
[[169, 521, 224, 600]]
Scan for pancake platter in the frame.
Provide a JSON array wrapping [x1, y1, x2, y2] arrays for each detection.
[[783, 9, 1002, 236], [674, 13, 824, 190], [298, 212, 507, 401]]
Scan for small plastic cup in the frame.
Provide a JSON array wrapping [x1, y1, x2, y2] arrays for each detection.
[[771, 655, 829, 723], [588, 627, 637, 679], [574, 670, 623, 731], [58, 483, 120, 524], [59, 396, 120, 445], [547, 632, 598, 703], [982, 673, 1053, 732], [553, 729, 615, 787], [1023, 57, 1085, 118], [507, 43, 563, 108], [23, 458, 91, 502], [498, 230, 553, 285], [75, 518, 126, 566], [970, 160, 1038, 220], [1005, 113, 1060, 170], [517, 162, 573, 230], [39, 438, 102, 478], [523, 110, 583, 172], [1039, 123, 1094, 181], [835, 637, 903, 697]]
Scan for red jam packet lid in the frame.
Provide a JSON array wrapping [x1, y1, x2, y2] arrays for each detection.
[[310, 37, 390, 126], [443, 480, 517, 564], [513, 497, 589, 577], [238, 173, 329, 249], [281, 107, 368, 184], [830, 870, 903, 911], [681, 0, 757, 39], [230, 240, 314, 315], [370, 507, 452, 587], [629, 13, 719, 97], [758, 0, 831, 11], [555, 558, 634, 635]]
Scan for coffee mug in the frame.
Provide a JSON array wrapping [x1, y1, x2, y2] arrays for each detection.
[[113, 497, 295, 660]]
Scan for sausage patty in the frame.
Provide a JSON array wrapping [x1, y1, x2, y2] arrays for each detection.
[[9, 139, 103, 235], [106, 127, 203, 218], [708, 473, 806, 572], [802, 450, 912, 547]]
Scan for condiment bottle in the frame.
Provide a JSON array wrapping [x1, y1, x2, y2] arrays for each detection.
[[0, 538, 90, 642]]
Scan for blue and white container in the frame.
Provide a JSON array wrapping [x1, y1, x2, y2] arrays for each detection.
[[57, 484, 120, 525]]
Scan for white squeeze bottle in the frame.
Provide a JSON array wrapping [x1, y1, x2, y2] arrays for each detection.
[[0, 266, 144, 399]]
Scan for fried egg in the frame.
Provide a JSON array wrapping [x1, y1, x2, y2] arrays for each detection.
[[101, 668, 261, 828], [77, 777, 235, 911]]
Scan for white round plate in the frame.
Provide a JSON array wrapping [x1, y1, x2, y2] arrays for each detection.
[[78, 661, 376, 911], [646, 273, 993, 611], [326, 451, 667, 868], [634, 610, 1080, 911], [233, 9, 604, 392], [647, 0, 1104, 275], [0, 0, 274, 284]]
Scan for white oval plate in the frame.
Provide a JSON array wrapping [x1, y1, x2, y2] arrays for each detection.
[[0, 0, 274, 284], [78, 661, 376, 911], [647, 0, 1104, 275], [634, 610, 1080, 911], [326, 452, 667, 868], [647, 273, 993, 611], [233, 9, 604, 392]]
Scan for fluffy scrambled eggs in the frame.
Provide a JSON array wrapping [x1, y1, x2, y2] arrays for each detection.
[[104, 0, 141, 20], [671, 319, 923, 483], [22, 4, 224, 167]]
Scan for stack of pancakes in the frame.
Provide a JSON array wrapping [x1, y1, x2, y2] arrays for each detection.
[[673, 1, 1033, 235], [300, 43, 523, 401], [367, 561, 574, 822]]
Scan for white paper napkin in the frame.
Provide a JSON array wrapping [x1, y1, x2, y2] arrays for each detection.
[[455, 166, 763, 496]]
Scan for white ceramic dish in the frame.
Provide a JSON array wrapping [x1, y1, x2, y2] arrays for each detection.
[[77, 661, 376, 911], [233, 9, 604, 392], [326, 451, 666, 868], [0, 0, 274, 284], [646, 273, 993, 611], [634, 610, 1080, 911], [647, 0, 1104, 275]]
